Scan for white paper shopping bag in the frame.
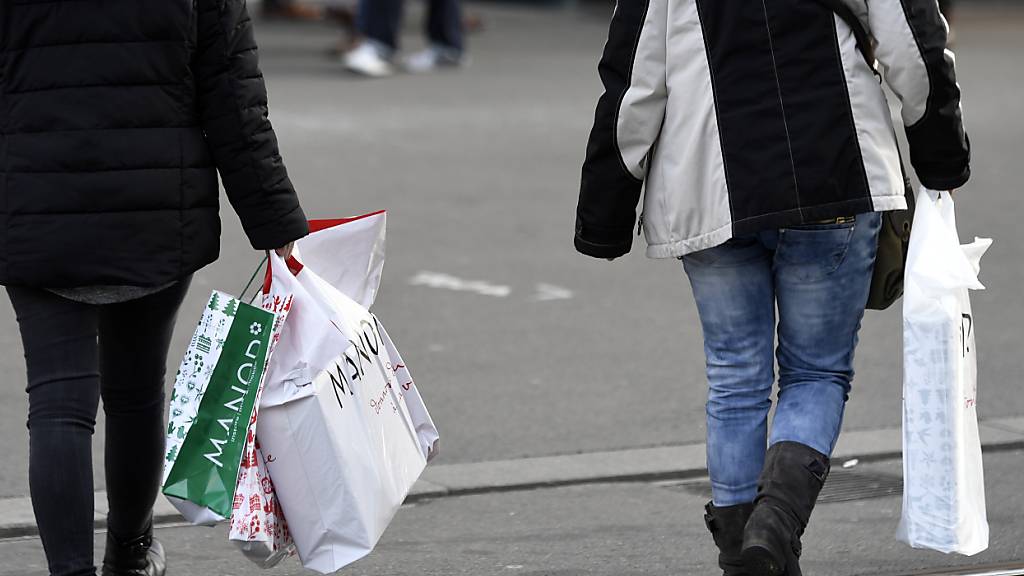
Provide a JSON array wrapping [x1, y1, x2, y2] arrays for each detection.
[[256, 213, 438, 574], [898, 187, 992, 555]]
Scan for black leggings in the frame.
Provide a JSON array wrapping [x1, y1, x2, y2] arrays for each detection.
[[7, 280, 191, 576]]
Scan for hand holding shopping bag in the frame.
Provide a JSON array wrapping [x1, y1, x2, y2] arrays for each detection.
[[899, 188, 992, 555], [257, 211, 439, 574]]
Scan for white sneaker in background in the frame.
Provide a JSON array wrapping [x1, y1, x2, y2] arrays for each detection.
[[344, 40, 395, 77], [402, 45, 465, 74]]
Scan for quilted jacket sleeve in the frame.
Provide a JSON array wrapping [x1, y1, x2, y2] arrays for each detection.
[[576, 0, 668, 259], [195, 0, 309, 250], [868, 0, 970, 190]]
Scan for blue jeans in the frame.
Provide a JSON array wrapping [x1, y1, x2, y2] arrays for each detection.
[[682, 212, 881, 506], [357, 0, 463, 52]]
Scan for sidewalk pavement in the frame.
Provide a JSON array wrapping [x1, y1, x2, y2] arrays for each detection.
[[2, 417, 1022, 540], [1, 447, 1022, 576]]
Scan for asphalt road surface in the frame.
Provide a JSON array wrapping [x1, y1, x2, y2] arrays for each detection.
[[0, 2, 1021, 500], [2, 452, 1023, 575]]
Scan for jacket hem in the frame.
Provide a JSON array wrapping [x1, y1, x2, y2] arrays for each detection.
[[644, 195, 907, 259], [868, 195, 909, 212], [645, 221, 733, 259]]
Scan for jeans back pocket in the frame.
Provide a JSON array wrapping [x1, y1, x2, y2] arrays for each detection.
[[775, 222, 856, 281]]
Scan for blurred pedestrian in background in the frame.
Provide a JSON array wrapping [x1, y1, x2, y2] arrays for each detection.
[[344, 0, 466, 77], [263, 0, 325, 20], [575, 0, 969, 574], [0, 1, 307, 575], [327, 1, 482, 60]]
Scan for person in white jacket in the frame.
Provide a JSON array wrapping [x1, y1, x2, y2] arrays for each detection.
[[575, 0, 969, 574]]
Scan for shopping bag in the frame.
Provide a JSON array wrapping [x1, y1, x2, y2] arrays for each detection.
[[898, 188, 992, 555], [229, 293, 296, 566], [230, 437, 296, 568], [296, 210, 387, 309], [161, 291, 281, 524], [257, 212, 439, 574], [295, 213, 436, 463]]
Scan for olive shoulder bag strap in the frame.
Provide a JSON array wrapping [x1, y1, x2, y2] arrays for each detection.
[[814, 0, 916, 311]]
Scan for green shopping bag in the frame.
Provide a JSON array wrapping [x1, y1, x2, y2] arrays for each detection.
[[161, 290, 277, 523]]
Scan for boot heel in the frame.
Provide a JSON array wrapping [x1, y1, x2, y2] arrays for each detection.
[[740, 543, 785, 576]]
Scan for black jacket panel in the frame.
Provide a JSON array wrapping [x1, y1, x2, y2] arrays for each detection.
[[895, 0, 970, 190], [0, 0, 308, 287], [576, 0, 651, 260], [195, 0, 308, 251]]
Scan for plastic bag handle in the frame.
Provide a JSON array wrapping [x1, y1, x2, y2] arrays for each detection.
[[261, 251, 306, 298]]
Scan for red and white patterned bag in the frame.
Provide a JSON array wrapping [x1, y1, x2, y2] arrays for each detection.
[[229, 293, 297, 567], [230, 433, 295, 567]]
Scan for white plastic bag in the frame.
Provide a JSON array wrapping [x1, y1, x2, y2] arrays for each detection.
[[898, 187, 992, 555], [297, 211, 387, 309], [257, 212, 439, 574]]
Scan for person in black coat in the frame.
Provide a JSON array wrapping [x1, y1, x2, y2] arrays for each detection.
[[0, 1, 308, 574]]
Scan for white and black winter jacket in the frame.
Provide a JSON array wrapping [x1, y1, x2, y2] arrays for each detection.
[[575, 0, 970, 259]]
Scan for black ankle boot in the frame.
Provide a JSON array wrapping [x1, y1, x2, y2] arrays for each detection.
[[704, 501, 756, 575], [741, 442, 830, 576], [101, 523, 166, 576]]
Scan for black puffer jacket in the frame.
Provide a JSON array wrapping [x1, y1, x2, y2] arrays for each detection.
[[0, 0, 308, 287]]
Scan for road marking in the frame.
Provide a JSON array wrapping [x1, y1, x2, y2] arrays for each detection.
[[533, 283, 573, 302], [409, 271, 511, 298], [894, 566, 1024, 576], [914, 571, 1024, 576], [409, 273, 574, 302]]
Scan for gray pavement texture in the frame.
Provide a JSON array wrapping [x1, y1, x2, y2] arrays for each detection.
[[1, 416, 1022, 539], [0, 0, 1023, 574], [2, 451, 1023, 576], [0, 417, 1018, 538], [0, 0, 1021, 500]]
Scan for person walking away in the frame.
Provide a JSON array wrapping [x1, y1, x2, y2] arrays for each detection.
[[344, 0, 465, 76], [0, 1, 309, 575], [575, 0, 968, 574], [262, 0, 325, 21], [326, 1, 483, 60]]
